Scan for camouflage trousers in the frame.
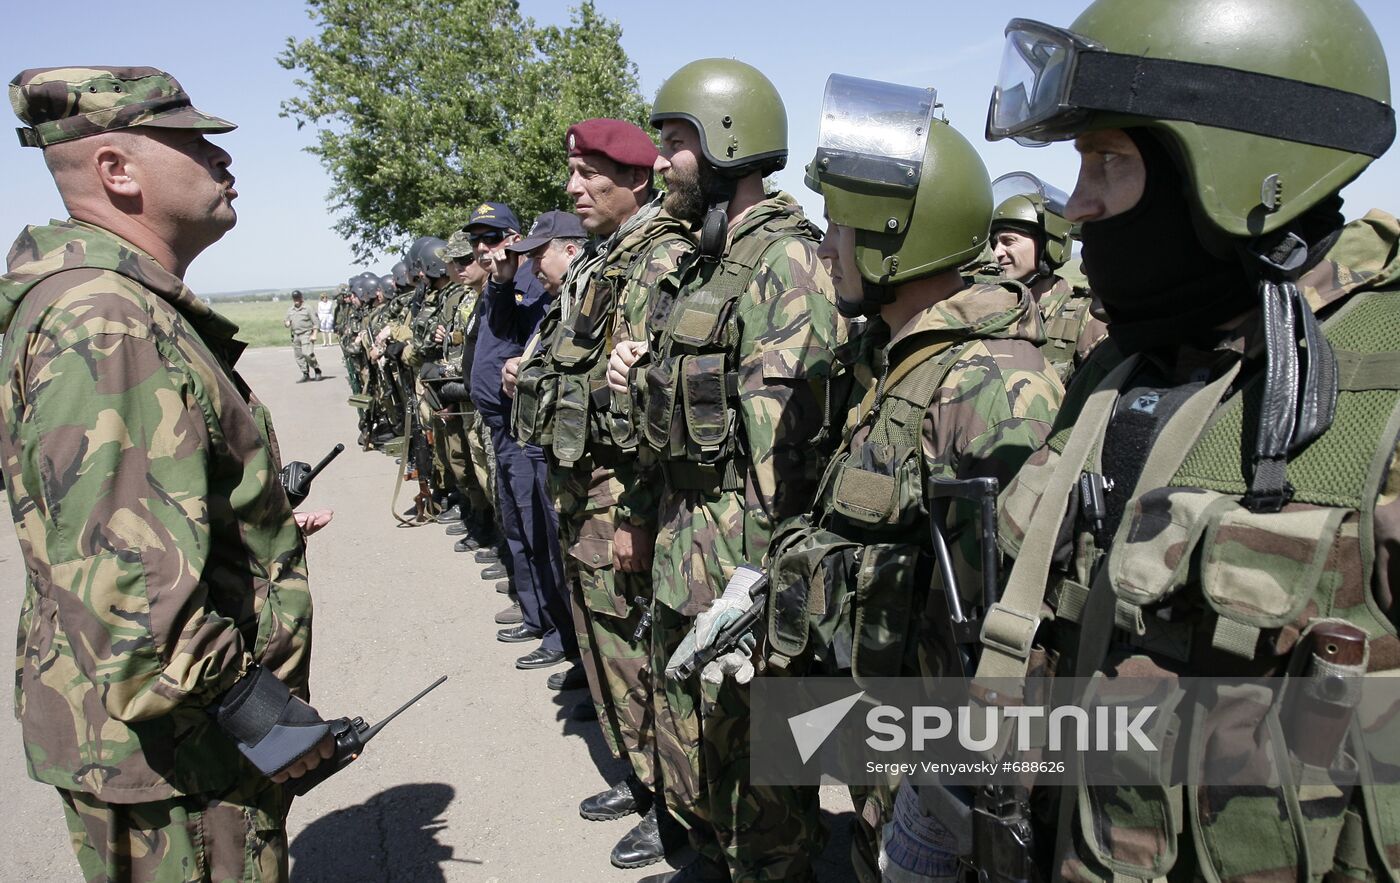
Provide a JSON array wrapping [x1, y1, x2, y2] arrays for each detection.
[[552, 462, 655, 790], [651, 485, 823, 881], [291, 332, 319, 375], [461, 410, 496, 517], [58, 775, 289, 883]]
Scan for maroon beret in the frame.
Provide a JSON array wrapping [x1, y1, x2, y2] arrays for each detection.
[[565, 118, 659, 169]]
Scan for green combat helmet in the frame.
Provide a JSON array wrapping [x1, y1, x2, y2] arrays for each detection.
[[812, 74, 991, 316], [650, 58, 787, 177], [990, 172, 1073, 271], [987, 0, 1396, 509], [986, 0, 1394, 239]]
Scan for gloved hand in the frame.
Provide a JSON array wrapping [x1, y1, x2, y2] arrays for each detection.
[[210, 665, 332, 781], [664, 565, 763, 683]]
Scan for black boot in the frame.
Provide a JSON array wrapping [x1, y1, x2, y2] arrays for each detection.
[[298, 371, 310, 383], [580, 774, 649, 821], [610, 806, 665, 869], [635, 857, 730, 883]]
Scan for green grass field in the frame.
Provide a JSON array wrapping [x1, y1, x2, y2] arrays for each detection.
[[213, 300, 337, 349]]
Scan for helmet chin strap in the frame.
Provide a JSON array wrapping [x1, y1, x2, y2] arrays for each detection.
[[844, 278, 896, 320], [699, 173, 738, 259], [1242, 229, 1338, 512]]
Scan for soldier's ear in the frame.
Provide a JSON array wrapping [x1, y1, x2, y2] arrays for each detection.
[[93, 138, 143, 203]]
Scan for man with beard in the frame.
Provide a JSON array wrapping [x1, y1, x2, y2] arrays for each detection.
[[1, 66, 334, 881], [678, 76, 1064, 883], [978, 0, 1400, 878], [608, 60, 841, 883], [508, 120, 694, 872]]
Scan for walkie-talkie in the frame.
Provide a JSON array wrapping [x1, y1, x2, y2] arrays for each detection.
[[289, 675, 448, 796], [280, 443, 345, 507]]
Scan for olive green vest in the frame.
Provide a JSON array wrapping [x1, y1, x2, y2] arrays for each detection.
[[512, 213, 689, 467], [1038, 276, 1096, 384], [641, 209, 817, 492], [989, 289, 1400, 881]]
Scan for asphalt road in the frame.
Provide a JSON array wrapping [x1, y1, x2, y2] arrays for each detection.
[[0, 345, 855, 882]]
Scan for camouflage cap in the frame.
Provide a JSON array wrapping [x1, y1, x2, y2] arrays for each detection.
[[9, 66, 236, 149], [443, 229, 474, 260]]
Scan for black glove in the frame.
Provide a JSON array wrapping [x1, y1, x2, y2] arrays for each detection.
[[210, 666, 330, 778], [438, 380, 468, 403]]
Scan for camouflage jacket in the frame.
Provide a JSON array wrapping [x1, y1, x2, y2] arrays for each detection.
[[771, 281, 1063, 676], [406, 281, 464, 369], [644, 194, 841, 611], [1031, 263, 1106, 385], [998, 211, 1400, 881], [514, 200, 693, 526], [0, 220, 311, 801]]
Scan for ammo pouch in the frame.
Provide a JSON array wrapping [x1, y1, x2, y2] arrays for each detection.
[[829, 441, 924, 530], [766, 518, 859, 666], [1102, 486, 1346, 663], [551, 374, 591, 466], [512, 364, 558, 448]]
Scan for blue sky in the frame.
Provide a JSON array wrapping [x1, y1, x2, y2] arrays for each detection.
[[2, 0, 1397, 294]]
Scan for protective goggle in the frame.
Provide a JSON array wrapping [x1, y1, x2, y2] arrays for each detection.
[[986, 17, 1396, 157]]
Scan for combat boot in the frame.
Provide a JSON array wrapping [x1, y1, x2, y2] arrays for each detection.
[[298, 371, 310, 383], [636, 856, 730, 883], [314, 366, 323, 380], [610, 806, 664, 869], [580, 773, 650, 821]]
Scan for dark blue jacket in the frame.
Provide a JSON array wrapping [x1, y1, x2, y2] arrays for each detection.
[[470, 259, 550, 424]]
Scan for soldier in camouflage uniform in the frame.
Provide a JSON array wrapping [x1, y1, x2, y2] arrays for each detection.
[[980, 0, 1400, 879], [2, 66, 335, 883], [677, 77, 1065, 882], [608, 60, 841, 883], [438, 230, 497, 542], [284, 289, 321, 381], [509, 119, 694, 871], [989, 172, 1107, 385]]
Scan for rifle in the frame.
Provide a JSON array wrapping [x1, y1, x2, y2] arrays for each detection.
[[923, 475, 1043, 883], [668, 567, 767, 681]]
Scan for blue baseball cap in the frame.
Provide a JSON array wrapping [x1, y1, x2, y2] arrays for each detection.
[[507, 210, 588, 254], [465, 201, 521, 232]]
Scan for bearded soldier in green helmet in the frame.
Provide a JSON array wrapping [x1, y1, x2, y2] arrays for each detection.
[[975, 0, 1400, 878], [670, 75, 1065, 882], [607, 59, 841, 882], [989, 173, 1107, 384]]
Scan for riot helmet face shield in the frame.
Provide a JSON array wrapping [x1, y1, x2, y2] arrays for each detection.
[[813, 74, 992, 313], [992, 172, 1070, 219], [813, 75, 936, 317]]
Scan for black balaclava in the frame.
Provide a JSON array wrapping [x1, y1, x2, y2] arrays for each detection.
[[1079, 128, 1254, 352]]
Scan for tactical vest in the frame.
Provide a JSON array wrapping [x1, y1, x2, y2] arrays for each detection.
[[512, 215, 688, 468], [1037, 276, 1095, 383], [988, 288, 1400, 881], [640, 210, 818, 493], [766, 323, 989, 681]]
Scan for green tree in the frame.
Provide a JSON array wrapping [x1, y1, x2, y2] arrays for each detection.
[[280, 0, 647, 261]]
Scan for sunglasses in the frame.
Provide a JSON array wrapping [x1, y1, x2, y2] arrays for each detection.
[[468, 230, 507, 246]]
